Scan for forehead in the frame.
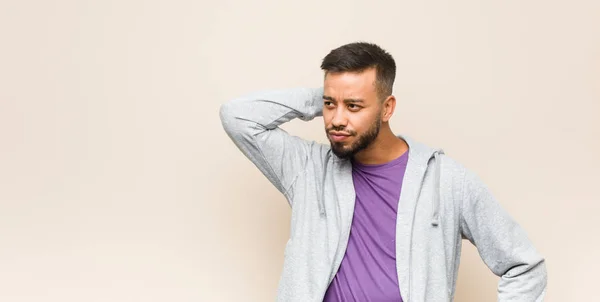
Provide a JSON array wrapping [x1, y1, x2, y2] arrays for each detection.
[[323, 68, 377, 99]]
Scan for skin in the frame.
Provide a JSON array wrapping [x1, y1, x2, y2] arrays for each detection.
[[322, 67, 408, 165]]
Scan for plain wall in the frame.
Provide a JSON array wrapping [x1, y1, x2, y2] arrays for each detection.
[[1, 0, 599, 301]]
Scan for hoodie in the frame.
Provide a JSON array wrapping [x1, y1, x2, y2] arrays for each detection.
[[219, 87, 547, 301]]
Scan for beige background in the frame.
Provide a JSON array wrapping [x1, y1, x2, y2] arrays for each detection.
[[1, 0, 599, 301]]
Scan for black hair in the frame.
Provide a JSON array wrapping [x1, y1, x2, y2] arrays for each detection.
[[320, 42, 396, 101]]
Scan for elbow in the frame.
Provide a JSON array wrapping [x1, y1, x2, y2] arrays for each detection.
[[219, 101, 233, 123], [219, 101, 238, 134], [499, 257, 547, 300], [219, 100, 256, 142], [502, 255, 546, 279]]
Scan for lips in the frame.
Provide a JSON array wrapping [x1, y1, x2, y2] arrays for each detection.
[[329, 132, 351, 142]]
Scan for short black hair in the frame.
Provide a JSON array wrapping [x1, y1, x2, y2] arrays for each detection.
[[320, 42, 396, 101]]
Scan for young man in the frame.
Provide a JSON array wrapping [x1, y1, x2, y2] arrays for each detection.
[[219, 42, 547, 302]]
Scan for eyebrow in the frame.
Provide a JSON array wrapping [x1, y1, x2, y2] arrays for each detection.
[[323, 95, 365, 103]]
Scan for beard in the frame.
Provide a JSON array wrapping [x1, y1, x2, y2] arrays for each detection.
[[328, 115, 382, 160]]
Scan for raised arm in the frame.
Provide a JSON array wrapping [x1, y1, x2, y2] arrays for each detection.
[[219, 87, 324, 202]]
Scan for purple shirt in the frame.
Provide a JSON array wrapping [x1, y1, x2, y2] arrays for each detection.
[[323, 151, 409, 302]]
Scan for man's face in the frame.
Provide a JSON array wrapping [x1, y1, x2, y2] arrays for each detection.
[[323, 68, 383, 160]]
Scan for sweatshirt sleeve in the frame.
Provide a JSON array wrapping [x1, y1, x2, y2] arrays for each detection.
[[219, 87, 324, 201], [459, 169, 548, 301]]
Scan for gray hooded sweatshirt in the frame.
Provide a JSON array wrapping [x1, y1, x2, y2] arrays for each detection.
[[219, 87, 547, 301]]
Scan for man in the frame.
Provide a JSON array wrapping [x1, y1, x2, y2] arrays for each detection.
[[219, 42, 547, 301]]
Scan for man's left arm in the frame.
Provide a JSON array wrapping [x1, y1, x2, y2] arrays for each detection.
[[459, 168, 548, 301]]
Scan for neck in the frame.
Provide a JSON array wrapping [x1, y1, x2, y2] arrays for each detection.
[[352, 124, 408, 165]]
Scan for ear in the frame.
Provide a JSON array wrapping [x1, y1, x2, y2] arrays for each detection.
[[381, 95, 396, 122]]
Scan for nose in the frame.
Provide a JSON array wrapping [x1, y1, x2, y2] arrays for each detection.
[[331, 107, 348, 129]]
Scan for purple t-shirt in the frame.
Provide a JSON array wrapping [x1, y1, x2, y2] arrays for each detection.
[[323, 150, 409, 302]]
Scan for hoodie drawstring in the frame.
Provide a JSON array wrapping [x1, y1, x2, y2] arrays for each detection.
[[430, 149, 444, 226], [318, 153, 330, 217]]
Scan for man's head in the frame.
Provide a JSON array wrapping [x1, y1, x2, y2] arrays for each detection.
[[320, 42, 397, 160]]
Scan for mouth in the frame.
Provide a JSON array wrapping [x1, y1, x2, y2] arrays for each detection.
[[329, 132, 351, 142]]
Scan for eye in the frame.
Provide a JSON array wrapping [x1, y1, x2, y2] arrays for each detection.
[[348, 104, 361, 110]]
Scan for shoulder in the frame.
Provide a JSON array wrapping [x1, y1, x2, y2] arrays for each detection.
[[438, 154, 495, 210], [438, 153, 468, 179]]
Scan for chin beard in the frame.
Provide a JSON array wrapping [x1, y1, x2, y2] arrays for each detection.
[[329, 117, 382, 160], [330, 142, 354, 159]]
